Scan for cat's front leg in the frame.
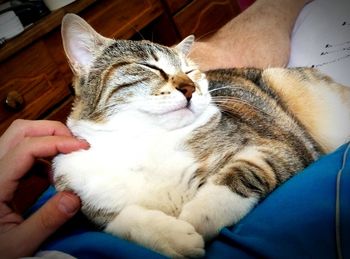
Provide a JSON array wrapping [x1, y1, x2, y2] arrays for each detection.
[[105, 205, 205, 258], [178, 182, 258, 241]]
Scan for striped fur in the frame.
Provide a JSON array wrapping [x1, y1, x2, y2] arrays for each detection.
[[53, 14, 350, 258]]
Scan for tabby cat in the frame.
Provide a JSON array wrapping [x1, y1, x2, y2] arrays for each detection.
[[53, 14, 350, 258]]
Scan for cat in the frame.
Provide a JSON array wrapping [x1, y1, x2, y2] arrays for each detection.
[[53, 13, 350, 258]]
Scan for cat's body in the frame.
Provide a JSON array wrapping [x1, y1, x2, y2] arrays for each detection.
[[54, 14, 350, 258]]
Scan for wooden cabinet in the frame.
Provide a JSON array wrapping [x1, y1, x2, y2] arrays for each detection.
[[161, 0, 240, 39], [173, 0, 240, 38], [0, 0, 241, 135], [0, 40, 71, 133], [80, 0, 163, 39], [164, 0, 191, 14]]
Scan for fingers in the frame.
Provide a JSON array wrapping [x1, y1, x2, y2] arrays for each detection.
[[0, 135, 89, 182], [0, 120, 73, 159], [0, 136, 89, 201], [8, 192, 80, 258]]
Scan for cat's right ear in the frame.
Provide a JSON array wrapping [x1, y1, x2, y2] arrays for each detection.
[[175, 35, 195, 56], [61, 14, 111, 75]]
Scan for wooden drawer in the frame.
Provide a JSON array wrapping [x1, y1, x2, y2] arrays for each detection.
[[164, 0, 191, 14], [81, 0, 163, 39], [0, 40, 70, 134], [173, 0, 240, 38]]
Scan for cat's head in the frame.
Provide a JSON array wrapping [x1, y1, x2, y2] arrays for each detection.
[[61, 14, 211, 131]]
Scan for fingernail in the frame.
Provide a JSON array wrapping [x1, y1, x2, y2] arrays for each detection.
[[79, 139, 90, 149], [58, 193, 80, 215]]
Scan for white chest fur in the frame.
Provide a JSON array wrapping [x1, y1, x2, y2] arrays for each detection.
[[53, 107, 218, 216]]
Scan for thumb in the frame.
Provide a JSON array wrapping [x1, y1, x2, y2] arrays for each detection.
[[14, 192, 80, 256]]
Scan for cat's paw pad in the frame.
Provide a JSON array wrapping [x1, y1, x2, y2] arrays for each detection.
[[157, 218, 205, 258]]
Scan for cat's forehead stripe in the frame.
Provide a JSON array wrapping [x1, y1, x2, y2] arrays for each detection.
[[149, 48, 159, 62], [95, 62, 130, 87]]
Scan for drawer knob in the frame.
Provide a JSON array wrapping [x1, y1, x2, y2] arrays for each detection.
[[5, 91, 24, 111]]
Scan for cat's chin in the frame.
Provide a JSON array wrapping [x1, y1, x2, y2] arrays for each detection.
[[154, 107, 197, 130], [150, 98, 214, 130]]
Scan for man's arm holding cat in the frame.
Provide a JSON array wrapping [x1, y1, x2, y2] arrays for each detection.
[[0, 119, 89, 258], [190, 0, 311, 70]]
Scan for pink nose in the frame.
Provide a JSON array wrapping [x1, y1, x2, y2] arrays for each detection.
[[176, 83, 195, 101]]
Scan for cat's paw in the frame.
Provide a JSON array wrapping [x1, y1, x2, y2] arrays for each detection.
[[106, 206, 204, 258], [155, 217, 205, 258], [179, 201, 218, 241]]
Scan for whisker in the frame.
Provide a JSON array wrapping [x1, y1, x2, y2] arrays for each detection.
[[208, 86, 234, 93], [122, 21, 146, 40], [195, 29, 218, 41], [208, 86, 249, 93]]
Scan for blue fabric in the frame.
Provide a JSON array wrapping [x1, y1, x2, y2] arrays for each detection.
[[205, 142, 350, 259], [32, 142, 350, 259]]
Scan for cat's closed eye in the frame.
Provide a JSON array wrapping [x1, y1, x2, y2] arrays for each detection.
[[138, 63, 168, 80], [185, 69, 196, 74]]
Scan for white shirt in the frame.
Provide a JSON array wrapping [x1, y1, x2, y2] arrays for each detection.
[[288, 0, 350, 86]]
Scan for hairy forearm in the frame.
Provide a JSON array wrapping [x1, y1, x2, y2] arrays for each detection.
[[190, 0, 312, 70], [239, 0, 312, 33]]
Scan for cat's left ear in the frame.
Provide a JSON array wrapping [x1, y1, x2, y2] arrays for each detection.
[[175, 35, 195, 56]]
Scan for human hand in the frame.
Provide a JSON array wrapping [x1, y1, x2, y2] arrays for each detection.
[[0, 119, 89, 258]]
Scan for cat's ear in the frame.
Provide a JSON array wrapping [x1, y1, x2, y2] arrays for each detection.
[[61, 13, 111, 74], [175, 35, 195, 56]]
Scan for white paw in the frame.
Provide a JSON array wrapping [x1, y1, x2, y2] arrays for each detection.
[[179, 184, 258, 241], [179, 202, 218, 241], [106, 206, 205, 258], [152, 216, 205, 258]]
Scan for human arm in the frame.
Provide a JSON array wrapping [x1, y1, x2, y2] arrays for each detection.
[[189, 0, 312, 70]]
